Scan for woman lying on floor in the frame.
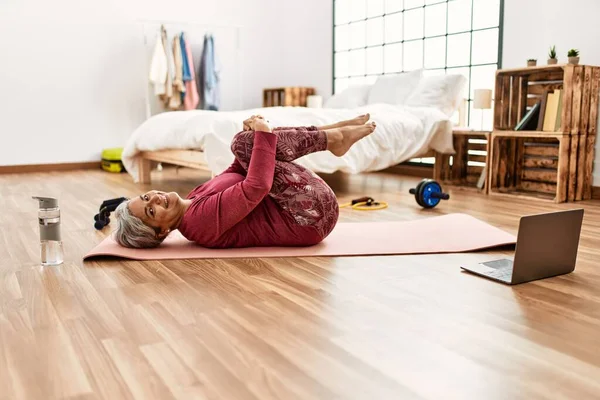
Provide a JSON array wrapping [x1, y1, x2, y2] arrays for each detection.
[[114, 114, 376, 248]]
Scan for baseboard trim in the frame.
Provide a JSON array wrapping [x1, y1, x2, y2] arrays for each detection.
[[0, 161, 101, 174], [592, 186, 600, 200]]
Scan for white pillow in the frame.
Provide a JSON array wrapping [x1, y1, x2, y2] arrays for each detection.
[[367, 69, 423, 105], [404, 74, 468, 116], [324, 84, 371, 109]]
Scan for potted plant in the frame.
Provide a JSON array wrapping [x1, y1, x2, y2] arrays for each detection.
[[568, 49, 580, 65], [527, 59, 537, 67], [548, 45, 557, 65]]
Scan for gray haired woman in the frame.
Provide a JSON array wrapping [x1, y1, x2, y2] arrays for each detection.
[[114, 114, 375, 249]]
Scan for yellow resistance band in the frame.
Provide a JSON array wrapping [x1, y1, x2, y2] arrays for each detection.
[[339, 199, 389, 211]]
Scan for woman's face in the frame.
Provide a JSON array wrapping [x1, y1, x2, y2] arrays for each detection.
[[128, 190, 184, 237]]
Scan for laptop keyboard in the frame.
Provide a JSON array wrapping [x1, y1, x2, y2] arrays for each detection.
[[482, 259, 514, 282], [463, 259, 515, 283], [483, 259, 514, 269], [484, 268, 513, 281]]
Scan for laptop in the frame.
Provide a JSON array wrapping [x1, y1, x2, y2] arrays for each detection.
[[461, 209, 584, 285]]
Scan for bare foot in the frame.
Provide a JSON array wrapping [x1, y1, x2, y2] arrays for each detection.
[[317, 113, 371, 130], [345, 113, 370, 127], [326, 122, 376, 156], [348, 113, 371, 126]]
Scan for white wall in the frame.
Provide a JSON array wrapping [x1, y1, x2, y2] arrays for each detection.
[[502, 0, 600, 185], [0, 0, 332, 166]]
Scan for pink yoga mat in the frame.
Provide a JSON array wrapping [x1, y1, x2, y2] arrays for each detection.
[[83, 214, 516, 261]]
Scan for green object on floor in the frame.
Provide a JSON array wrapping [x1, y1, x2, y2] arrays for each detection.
[[101, 148, 125, 173]]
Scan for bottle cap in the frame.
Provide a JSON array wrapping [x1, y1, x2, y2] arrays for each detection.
[[32, 196, 58, 209]]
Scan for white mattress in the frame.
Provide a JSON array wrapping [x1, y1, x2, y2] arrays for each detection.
[[122, 104, 455, 182]]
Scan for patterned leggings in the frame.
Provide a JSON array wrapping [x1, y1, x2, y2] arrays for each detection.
[[230, 127, 339, 239]]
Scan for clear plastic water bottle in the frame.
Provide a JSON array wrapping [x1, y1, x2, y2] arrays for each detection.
[[33, 196, 64, 266]]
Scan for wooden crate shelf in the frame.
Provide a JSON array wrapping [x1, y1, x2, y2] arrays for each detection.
[[263, 87, 315, 107], [489, 133, 566, 202], [490, 64, 600, 202], [434, 129, 491, 192]]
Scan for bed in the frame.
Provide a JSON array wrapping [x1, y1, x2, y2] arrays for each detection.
[[123, 71, 467, 184]]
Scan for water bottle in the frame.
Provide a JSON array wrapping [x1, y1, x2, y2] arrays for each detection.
[[32, 196, 64, 266]]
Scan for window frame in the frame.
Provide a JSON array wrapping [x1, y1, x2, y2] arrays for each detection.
[[332, 0, 505, 128]]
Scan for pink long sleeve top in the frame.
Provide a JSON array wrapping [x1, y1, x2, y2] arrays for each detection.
[[178, 131, 321, 248]]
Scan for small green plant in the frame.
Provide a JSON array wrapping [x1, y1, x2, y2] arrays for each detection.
[[568, 49, 579, 57], [528, 58, 537, 62], [548, 45, 557, 59]]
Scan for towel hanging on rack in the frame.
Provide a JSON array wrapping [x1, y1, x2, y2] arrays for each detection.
[[198, 34, 220, 111], [181, 32, 199, 110], [160, 25, 174, 102], [169, 33, 185, 110], [148, 27, 168, 96], [180, 32, 191, 82], [147, 25, 201, 111]]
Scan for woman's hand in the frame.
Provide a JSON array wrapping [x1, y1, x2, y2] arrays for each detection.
[[251, 118, 272, 133], [243, 115, 272, 132], [243, 115, 264, 131]]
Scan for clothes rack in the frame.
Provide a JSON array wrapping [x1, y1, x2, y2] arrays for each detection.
[[138, 19, 244, 119]]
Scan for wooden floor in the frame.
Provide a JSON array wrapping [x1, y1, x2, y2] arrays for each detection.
[[1, 167, 600, 400]]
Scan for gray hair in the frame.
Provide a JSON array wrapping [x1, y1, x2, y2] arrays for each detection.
[[113, 201, 166, 248]]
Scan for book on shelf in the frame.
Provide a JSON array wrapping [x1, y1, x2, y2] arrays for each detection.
[[514, 88, 564, 132], [515, 102, 541, 131], [536, 90, 549, 131], [542, 89, 563, 132], [556, 89, 563, 129]]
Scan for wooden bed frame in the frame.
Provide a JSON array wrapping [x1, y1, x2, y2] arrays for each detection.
[[137, 147, 438, 184], [136, 105, 468, 184], [138, 149, 212, 184]]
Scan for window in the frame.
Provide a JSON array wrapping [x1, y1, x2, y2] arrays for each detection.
[[333, 0, 503, 129]]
